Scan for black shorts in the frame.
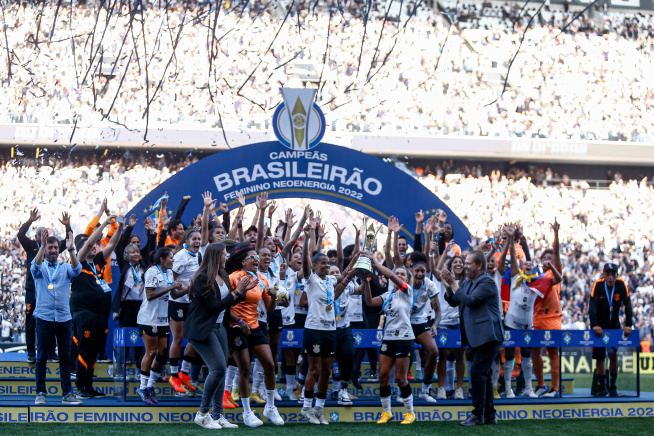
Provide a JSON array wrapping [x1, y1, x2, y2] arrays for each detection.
[[592, 347, 618, 360], [259, 321, 268, 337], [229, 326, 269, 351], [269, 310, 284, 334], [380, 340, 414, 358], [412, 322, 431, 337], [294, 313, 307, 329], [139, 324, 170, 338], [303, 328, 337, 358], [168, 301, 190, 322]]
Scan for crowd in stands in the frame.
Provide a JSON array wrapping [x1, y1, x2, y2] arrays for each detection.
[[0, 1, 652, 141], [1, 152, 652, 343]]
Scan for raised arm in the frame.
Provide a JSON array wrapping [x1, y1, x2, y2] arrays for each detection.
[[505, 224, 519, 277], [34, 230, 48, 266], [360, 273, 383, 307], [302, 224, 312, 278], [543, 260, 562, 285], [497, 230, 511, 276], [18, 208, 39, 250], [414, 210, 424, 254], [383, 226, 393, 268], [201, 191, 217, 247], [79, 216, 113, 260], [332, 223, 345, 272], [255, 192, 269, 250], [390, 217, 404, 268], [280, 206, 308, 259], [551, 218, 562, 270], [102, 219, 125, 261], [66, 232, 79, 270]]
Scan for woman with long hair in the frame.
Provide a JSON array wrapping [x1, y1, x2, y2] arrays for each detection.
[[184, 243, 256, 429]]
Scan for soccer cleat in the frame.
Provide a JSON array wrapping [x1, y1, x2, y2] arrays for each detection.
[[223, 393, 236, 409], [243, 411, 264, 428], [35, 392, 46, 404], [190, 383, 203, 397], [493, 386, 500, 399], [62, 393, 83, 405], [338, 388, 353, 405], [407, 372, 415, 381], [194, 412, 222, 429], [169, 376, 186, 394], [454, 388, 464, 399], [543, 387, 560, 398], [148, 388, 159, 404], [177, 372, 196, 391], [231, 388, 241, 402], [216, 414, 238, 428], [534, 386, 548, 397], [250, 391, 267, 404], [225, 390, 238, 407], [437, 387, 447, 399], [27, 354, 36, 364], [377, 411, 393, 424], [136, 388, 153, 405], [401, 412, 416, 424], [419, 392, 437, 403], [523, 388, 538, 398], [301, 407, 320, 425], [313, 406, 329, 425], [505, 388, 516, 399], [263, 406, 285, 425]]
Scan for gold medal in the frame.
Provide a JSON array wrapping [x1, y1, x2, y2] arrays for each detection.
[[48, 283, 54, 290], [295, 289, 301, 295], [357, 298, 362, 305], [326, 304, 332, 311], [335, 315, 342, 322]]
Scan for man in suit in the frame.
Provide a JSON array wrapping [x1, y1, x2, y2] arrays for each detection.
[[442, 250, 504, 426]]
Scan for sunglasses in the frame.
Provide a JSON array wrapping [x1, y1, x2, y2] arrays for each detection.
[[245, 255, 260, 261]]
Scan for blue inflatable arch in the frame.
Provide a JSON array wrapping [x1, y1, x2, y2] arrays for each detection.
[[127, 141, 471, 248]]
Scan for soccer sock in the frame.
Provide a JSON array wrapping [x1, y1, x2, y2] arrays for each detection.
[[266, 389, 276, 407], [316, 396, 326, 408], [504, 360, 514, 391], [181, 357, 191, 375], [598, 374, 606, 389], [169, 358, 179, 375], [403, 395, 414, 414], [190, 364, 201, 383], [298, 372, 306, 385], [380, 385, 392, 412], [491, 360, 501, 387], [148, 370, 160, 388], [422, 382, 431, 394], [140, 371, 150, 390], [241, 397, 251, 414], [225, 365, 237, 391], [445, 360, 455, 390], [332, 379, 341, 393], [521, 357, 533, 391], [252, 359, 264, 393], [415, 351, 422, 370], [286, 374, 296, 393], [303, 390, 313, 409]]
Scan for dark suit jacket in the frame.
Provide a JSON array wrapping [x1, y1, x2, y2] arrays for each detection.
[[444, 272, 504, 348], [184, 271, 243, 342]]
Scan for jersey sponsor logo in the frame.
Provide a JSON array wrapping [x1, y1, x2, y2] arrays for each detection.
[[313, 344, 320, 354], [84, 330, 91, 339]]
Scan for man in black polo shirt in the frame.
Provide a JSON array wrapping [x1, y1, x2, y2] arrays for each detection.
[[17, 208, 72, 362], [71, 216, 123, 399]]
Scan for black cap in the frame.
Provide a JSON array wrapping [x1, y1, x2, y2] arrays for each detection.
[[603, 263, 618, 273]]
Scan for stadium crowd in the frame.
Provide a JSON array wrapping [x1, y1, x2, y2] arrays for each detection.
[[1, 152, 652, 347], [0, 1, 652, 141]]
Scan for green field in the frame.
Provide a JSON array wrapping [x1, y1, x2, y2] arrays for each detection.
[[1, 419, 652, 436]]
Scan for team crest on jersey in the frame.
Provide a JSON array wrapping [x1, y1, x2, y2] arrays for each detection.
[[313, 344, 321, 354], [602, 332, 610, 344], [381, 344, 388, 352], [330, 412, 339, 422], [376, 331, 383, 341], [523, 332, 532, 345], [84, 330, 91, 339], [563, 332, 572, 345], [504, 331, 511, 341], [438, 332, 448, 346], [286, 331, 294, 342], [354, 332, 363, 346], [584, 331, 591, 341], [234, 337, 243, 347], [152, 326, 158, 334], [129, 331, 139, 344], [544, 331, 551, 341], [177, 309, 184, 319]]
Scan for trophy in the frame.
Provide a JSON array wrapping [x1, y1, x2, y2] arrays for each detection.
[[353, 217, 382, 278]]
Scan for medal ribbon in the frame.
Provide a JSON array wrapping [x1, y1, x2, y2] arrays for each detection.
[[157, 265, 173, 285], [130, 264, 141, 286], [604, 282, 615, 304], [46, 262, 61, 288], [326, 277, 333, 308], [412, 281, 424, 309]]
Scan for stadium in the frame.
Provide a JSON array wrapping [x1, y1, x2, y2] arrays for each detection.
[[0, 0, 653, 434]]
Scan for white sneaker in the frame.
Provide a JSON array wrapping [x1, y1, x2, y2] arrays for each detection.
[[216, 414, 238, 428], [243, 411, 263, 428], [523, 388, 538, 398], [505, 388, 516, 399], [35, 392, 46, 404], [287, 389, 298, 401], [437, 387, 447, 400], [338, 389, 353, 405], [274, 390, 282, 401], [313, 406, 329, 425], [419, 392, 437, 403], [534, 386, 548, 397], [194, 412, 222, 429], [301, 407, 320, 425], [263, 406, 285, 425], [454, 387, 464, 399]]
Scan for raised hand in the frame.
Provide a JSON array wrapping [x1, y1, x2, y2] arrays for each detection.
[[315, 211, 322, 225], [29, 208, 40, 222], [202, 191, 216, 209], [415, 209, 425, 224], [388, 216, 402, 234], [309, 213, 317, 230], [40, 229, 48, 246], [256, 192, 269, 210], [183, 195, 191, 201], [65, 231, 74, 251], [160, 209, 170, 227], [144, 217, 155, 233], [318, 224, 326, 238], [441, 268, 454, 286], [504, 223, 516, 237], [160, 192, 168, 210], [304, 205, 312, 219], [268, 201, 277, 217], [100, 198, 108, 215], [437, 209, 447, 224], [551, 218, 560, 234], [332, 223, 345, 236], [303, 224, 312, 236], [468, 238, 479, 250], [57, 212, 70, 227], [128, 214, 137, 227], [220, 202, 229, 214], [286, 208, 296, 228], [237, 192, 246, 208]]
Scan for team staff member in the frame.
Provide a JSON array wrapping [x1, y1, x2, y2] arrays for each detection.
[[185, 243, 254, 429], [71, 216, 123, 400], [18, 208, 72, 362], [360, 251, 416, 425], [589, 262, 633, 397], [442, 251, 504, 426], [31, 230, 81, 405], [226, 242, 284, 427], [532, 219, 563, 397]]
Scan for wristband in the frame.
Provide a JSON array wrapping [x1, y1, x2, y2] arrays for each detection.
[[237, 319, 243, 325], [344, 277, 350, 283], [429, 253, 435, 258], [237, 223, 242, 228]]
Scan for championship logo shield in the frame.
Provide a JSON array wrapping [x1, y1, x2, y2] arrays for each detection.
[[544, 331, 551, 341], [376, 331, 383, 342], [584, 331, 591, 341], [504, 331, 511, 341], [273, 88, 326, 150], [286, 330, 294, 342]]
